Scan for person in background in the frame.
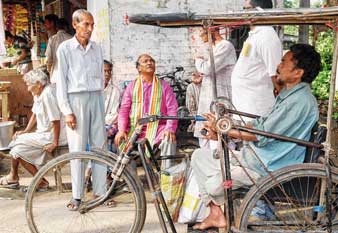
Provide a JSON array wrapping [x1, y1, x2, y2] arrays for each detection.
[[185, 71, 202, 132], [103, 60, 122, 150], [115, 54, 178, 170], [45, 18, 72, 83], [0, 69, 67, 190], [44, 14, 59, 38], [4, 30, 33, 74], [194, 27, 236, 149], [85, 60, 122, 204], [231, 0, 282, 122]]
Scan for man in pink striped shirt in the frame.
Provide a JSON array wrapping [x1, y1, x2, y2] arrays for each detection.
[[115, 54, 178, 158]]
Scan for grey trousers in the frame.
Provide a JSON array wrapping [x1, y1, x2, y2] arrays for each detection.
[[67, 91, 107, 199], [191, 148, 261, 206]]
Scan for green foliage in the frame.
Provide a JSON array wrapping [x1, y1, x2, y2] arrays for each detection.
[[284, 0, 298, 8], [5, 46, 17, 57], [284, 25, 299, 37], [334, 94, 338, 120], [312, 30, 338, 120], [312, 30, 333, 100]]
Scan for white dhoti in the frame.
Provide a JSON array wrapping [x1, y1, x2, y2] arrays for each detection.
[[9, 132, 67, 166], [67, 91, 107, 199], [10, 85, 67, 166]]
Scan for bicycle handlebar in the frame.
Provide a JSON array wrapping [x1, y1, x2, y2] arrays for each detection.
[[138, 114, 323, 149], [138, 115, 206, 125]]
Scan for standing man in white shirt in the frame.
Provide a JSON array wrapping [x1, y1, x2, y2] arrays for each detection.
[[56, 9, 107, 211], [231, 0, 282, 120], [194, 27, 237, 148], [45, 18, 72, 83]]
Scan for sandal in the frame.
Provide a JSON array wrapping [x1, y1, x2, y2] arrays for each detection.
[[67, 198, 81, 211], [21, 179, 49, 193], [104, 198, 117, 208], [20, 185, 49, 193], [0, 176, 20, 189]]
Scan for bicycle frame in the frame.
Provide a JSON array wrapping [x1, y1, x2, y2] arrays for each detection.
[[85, 124, 186, 233]]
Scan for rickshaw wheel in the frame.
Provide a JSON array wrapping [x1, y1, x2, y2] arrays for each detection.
[[237, 163, 338, 232]]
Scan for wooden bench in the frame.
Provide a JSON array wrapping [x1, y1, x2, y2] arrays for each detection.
[[50, 145, 69, 193]]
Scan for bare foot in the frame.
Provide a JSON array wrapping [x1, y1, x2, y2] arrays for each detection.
[[192, 204, 226, 230]]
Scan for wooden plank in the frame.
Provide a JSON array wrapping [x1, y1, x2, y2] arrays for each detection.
[[130, 6, 338, 27], [0, 74, 33, 120], [0, 91, 10, 121]]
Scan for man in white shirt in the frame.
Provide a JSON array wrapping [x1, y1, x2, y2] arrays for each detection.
[[103, 60, 122, 128], [45, 18, 72, 83], [194, 27, 237, 148], [56, 9, 107, 211], [231, 0, 282, 120], [43, 14, 58, 39]]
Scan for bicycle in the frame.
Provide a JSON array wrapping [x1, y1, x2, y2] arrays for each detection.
[[25, 109, 338, 232], [158, 67, 192, 133], [25, 115, 205, 233], [158, 66, 190, 107]]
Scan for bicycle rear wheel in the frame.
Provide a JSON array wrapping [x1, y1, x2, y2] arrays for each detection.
[[25, 151, 146, 233], [237, 163, 338, 232]]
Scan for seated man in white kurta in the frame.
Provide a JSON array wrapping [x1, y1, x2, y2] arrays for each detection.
[[0, 69, 67, 190]]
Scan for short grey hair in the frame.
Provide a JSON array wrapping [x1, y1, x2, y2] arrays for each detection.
[[72, 9, 92, 23], [23, 69, 49, 86]]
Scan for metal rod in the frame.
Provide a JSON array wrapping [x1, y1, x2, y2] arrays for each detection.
[[144, 142, 177, 233], [224, 108, 259, 119], [323, 25, 338, 233], [222, 136, 234, 228], [204, 19, 218, 99], [137, 110, 257, 125], [324, 27, 338, 162], [235, 125, 323, 148], [138, 141, 177, 233], [138, 138, 161, 172], [138, 115, 206, 125], [156, 155, 187, 160], [137, 143, 169, 233]]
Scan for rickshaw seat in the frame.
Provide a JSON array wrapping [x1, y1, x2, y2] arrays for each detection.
[[232, 123, 327, 200], [303, 123, 327, 163]]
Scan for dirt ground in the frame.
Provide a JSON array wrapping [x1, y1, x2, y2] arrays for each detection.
[[0, 157, 190, 233], [0, 129, 337, 233], [0, 132, 198, 233]]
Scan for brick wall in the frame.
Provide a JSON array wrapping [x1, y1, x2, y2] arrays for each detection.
[[107, 0, 244, 82]]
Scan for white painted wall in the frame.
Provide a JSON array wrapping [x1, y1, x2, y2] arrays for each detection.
[[89, 0, 244, 82], [87, 0, 111, 60]]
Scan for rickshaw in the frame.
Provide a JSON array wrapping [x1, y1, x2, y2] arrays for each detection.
[[25, 6, 338, 233]]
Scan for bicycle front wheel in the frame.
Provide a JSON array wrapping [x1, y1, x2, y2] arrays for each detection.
[[237, 163, 338, 232], [25, 151, 146, 233]]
